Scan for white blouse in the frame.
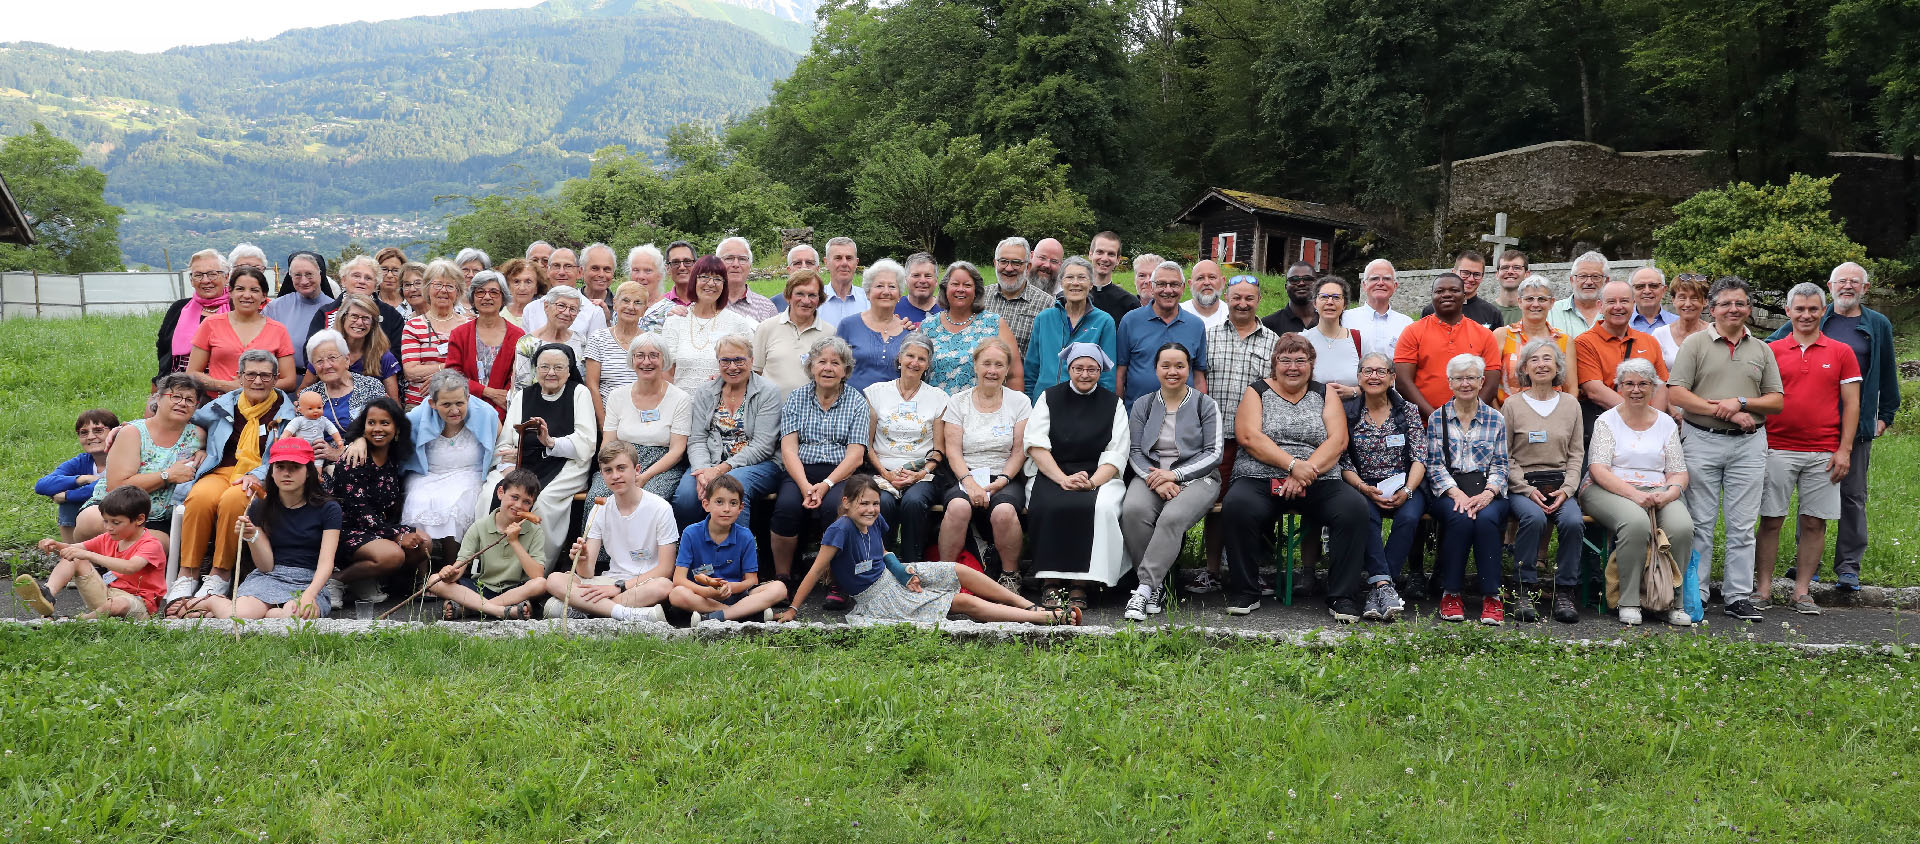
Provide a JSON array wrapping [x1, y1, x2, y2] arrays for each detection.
[[603, 383, 693, 448], [864, 379, 951, 472]]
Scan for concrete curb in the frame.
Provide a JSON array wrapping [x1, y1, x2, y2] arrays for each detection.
[[1762, 578, 1920, 610], [1, 615, 1909, 657]]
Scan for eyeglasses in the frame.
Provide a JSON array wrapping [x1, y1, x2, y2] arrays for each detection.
[[1571, 273, 1607, 282], [1275, 357, 1312, 366], [1449, 375, 1483, 383], [1315, 293, 1345, 302], [535, 364, 570, 373], [472, 288, 501, 298], [718, 356, 749, 366], [697, 275, 726, 285], [1358, 367, 1392, 376], [995, 258, 1026, 267], [549, 262, 578, 272], [343, 313, 374, 324], [1455, 269, 1484, 279], [720, 255, 750, 264], [239, 371, 276, 382], [1713, 299, 1750, 309], [190, 270, 225, 281], [380, 267, 401, 277], [666, 258, 697, 268], [163, 394, 198, 406], [1286, 275, 1316, 283], [428, 281, 458, 291]]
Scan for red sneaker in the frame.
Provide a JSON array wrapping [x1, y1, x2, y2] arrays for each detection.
[[1439, 593, 1465, 622], [1480, 597, 1505, 626]]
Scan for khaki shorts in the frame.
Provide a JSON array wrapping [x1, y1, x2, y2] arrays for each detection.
[[107, 588, 151, 620], [1761, 449, 1841, 520]]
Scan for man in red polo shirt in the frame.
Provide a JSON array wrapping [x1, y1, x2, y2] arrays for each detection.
[[1574, 280, 1669, 440], [1757, 283, 1860, 615]]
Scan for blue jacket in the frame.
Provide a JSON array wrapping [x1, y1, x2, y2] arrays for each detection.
[[36, 452, 101, 499], [1767, 305, 1898, 440], [402, 396, 499, 480], [190, 389, 300, 482], [1025, 303, 1117, 401]]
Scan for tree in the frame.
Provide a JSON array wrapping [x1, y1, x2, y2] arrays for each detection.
[[0, 123, 124, 273], [1653, 174, 1880, 290], [849, 126, 1095, 257]]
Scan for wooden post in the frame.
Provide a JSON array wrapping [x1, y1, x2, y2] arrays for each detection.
[[1251, 221, 1266, 274], [32, 269, 40, 318], [163, 248, 172, 273], [78, 272, 88, 318]]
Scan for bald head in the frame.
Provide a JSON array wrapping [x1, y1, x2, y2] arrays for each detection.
[[1030, 238, 1064, 287], [1600, 280, 1635, 331], [1190, 259, 1224, 306]]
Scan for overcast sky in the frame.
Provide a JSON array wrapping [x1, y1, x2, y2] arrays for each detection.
[[8, 1, 542, 53]]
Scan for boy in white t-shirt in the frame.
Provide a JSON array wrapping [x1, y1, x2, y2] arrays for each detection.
[[545, 442, 681, 621]]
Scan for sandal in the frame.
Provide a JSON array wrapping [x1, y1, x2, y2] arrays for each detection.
[[1038, 605, 1083, 626], [501, 601, 533, 621], [1040, 587, 1069, 609], [443, 600, 468, 621], [1067, 590, 1089, 611]]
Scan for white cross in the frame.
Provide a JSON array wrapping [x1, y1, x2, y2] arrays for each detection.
[[1480, 212, 1518, 267]]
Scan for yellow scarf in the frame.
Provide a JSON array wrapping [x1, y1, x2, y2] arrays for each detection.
[[231, 391, 280, 477]]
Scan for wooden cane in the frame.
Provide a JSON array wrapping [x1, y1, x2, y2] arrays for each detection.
[[377, 512, 542, 621]]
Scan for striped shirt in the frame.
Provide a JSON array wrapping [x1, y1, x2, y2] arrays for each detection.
[[1424, 399, 1509, 496], [1204, 320, 1279, 436], [779, 382, 872, 465]]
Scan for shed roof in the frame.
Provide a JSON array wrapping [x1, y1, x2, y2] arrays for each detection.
[[1170, 187, 1368, 230], [0, 174, 31, 246]]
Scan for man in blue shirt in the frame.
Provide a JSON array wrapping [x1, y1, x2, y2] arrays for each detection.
[[1628, 266, 1678, 333], [1115, 261, 1210, 402]]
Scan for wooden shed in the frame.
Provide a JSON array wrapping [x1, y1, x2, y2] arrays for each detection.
[[1169, 188, 1365, 274], [0, 175, 31, 246]]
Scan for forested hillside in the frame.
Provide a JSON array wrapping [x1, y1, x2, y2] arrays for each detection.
[[0, 0, 809, 267]]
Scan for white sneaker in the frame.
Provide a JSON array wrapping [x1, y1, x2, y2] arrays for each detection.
[[1123, 587, 1150, 622], [349, 578, 387, 603], [164, 575, 199, 604], [194, 574, 231, 599], [1666, 609, 1696, 627], [323, 579, 346, 609], [1618, 606, 1642, 626], [639, 605, 667, 623]]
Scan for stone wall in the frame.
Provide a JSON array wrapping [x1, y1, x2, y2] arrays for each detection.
[[1441, 141, 1912, 255]]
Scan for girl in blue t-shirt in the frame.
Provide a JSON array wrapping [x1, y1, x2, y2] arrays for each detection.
[[778, 475, 1080, 626]]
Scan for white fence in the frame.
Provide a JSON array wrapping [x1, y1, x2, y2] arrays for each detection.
[[2, 269, 279, 319]]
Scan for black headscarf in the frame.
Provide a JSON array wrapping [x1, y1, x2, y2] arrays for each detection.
[[516, 343, 592, 487], [280, 250, 331, 297]]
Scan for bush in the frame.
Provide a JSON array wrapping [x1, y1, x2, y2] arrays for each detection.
[[1653, 174, 1880, 289]]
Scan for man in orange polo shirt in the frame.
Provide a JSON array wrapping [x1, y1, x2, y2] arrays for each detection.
[[1394, 272, 1501, 419], [1575, 280, 1669, 440]]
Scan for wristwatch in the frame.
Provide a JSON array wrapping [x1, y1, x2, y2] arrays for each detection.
[[1737, 396, 1748, 411]]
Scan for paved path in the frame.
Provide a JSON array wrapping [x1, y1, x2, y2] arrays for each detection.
[[8, 580, 1914, 647]]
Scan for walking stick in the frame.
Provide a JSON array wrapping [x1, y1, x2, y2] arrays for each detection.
[[556, 497, 611, 633], [377, 512, 542, 621]]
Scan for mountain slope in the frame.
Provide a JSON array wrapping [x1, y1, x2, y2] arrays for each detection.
[[0, 0, 806, 266]]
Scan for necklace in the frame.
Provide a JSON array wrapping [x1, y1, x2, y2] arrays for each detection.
[[943, 310, 975, 331], [689, 313, 719, 350]]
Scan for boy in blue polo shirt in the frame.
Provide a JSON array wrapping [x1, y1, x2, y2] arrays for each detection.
[[668, 473, 788, 625]]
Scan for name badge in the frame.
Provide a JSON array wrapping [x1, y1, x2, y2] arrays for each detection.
[[1528, 430, 1548, 444], [854, 558, 875, 575], [637, 408, 661, 423], [629, 549, 644, 562], [971, 467, 991, 485], [1384, 434, 1407, 448], [897, 401, 917, 416], [991, 424, 1013, 437], [695, 563, 715, 577]]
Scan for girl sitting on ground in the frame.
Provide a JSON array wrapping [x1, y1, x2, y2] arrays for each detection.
[[777, 475, 1081, 626], [185, 437, 341, 620]]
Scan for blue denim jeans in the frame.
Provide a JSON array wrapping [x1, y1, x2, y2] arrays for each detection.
[[1437, 495, 1510, 596], [1510, 493, 1586, 587], [671, 459, 783, 529], [1361, 485, 1429, 584]]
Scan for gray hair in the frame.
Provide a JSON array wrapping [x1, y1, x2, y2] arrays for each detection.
[[1829, 261, 1870, 285], [1445, 353, 1486, 378], [1058, 255, 1095, 283], [1133, 253, 1164, 276], [1513, 337, 1567, 388], [1360, 352, 1393, 371], [626, 243, 664, 274], [340, 254, 380, 281], [455, 247, 492, 270], [1787, 281, 1827, 310], [1570, 250, 1610, 277], [627, 332, 675, 374], [422, 258, 464, 289], [862, 258, 906, 295], [467, 270, 507, 307], [189, 247, 229, 272], [580, 242, 615, 267], [1362, 258, 1396, 279], [524, 241, 552, 259], [425, 369, 470, 405], [825, 236, 856, 253], [786, 243, 819, 264], [716, 236, 754, 264], [226, 243, 264, 269], [896, 331, 935, 368], [715, 333, 754, 357], [305, 329, 350, 362], [995, 236, 1030, 258], [1516, 274, 1554, 300], [237, 348, 278, 375], [904, 251, 938, 272], [1614, 357, 1662, 388], [808, 335, 855, 375], [1631, 265, 1667, 286], [544, 284, 587, 307], [1152, 260, 1185, 284]]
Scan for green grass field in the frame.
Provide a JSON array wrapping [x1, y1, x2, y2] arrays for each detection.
[[0, 625, 1915, 842]]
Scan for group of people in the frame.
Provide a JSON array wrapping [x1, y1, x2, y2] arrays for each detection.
[[21, 233, 1896, 630]]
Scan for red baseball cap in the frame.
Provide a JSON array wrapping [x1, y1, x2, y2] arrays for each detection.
[[267, 437, 316, 466]]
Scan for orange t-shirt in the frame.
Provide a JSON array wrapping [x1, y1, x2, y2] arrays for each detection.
[[191, 314, 294, 384], [1394, 315, 1502, 410], [81, 530, 167, 614], [1574, 325, 1668, 391]]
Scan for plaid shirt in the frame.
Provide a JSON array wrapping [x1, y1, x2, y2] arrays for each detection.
[[1424, 399, 1509, 496], [982, 282, 1055, 352], [1204, 320, 1279, 436], [779, 382, 872, 465]]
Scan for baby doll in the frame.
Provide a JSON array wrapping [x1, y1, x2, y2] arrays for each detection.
[[282, 393, 345, 463]]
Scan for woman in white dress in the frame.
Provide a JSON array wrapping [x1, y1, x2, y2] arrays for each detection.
[[396, 369, 498, 569], [479, 343, 598, 570], [658, 255, 755, 393], [1025, 342, 1131, 610]]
